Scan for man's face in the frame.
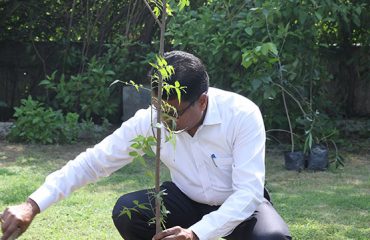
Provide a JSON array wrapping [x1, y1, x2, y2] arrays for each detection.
[[163, 93, 208, 135]]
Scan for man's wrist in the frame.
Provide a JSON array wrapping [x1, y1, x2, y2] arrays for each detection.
[[27, 198, 40, 216], [191, 230, 199, 240]]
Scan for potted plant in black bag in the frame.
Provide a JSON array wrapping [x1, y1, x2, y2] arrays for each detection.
[[281, 91, 306, 171], [284, 139, 305, 171], [300, 111, 344, 170]]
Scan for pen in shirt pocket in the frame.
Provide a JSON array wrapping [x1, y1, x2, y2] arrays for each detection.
[[211, 154, 218, 167]]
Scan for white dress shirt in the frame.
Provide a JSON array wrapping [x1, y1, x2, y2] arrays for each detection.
[[29, 87, 266, 240]]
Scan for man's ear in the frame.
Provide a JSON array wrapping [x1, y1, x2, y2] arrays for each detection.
[[198, 94, 208, 111]]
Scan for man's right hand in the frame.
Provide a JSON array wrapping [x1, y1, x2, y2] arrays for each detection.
[[1, 198, 40, 240]]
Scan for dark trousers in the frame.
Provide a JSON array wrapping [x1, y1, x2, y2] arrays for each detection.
[[112, 182, 291, 240]]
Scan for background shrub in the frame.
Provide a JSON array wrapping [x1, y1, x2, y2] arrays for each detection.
[[7, 96, 79, 144], [39, 36, 152, 123]]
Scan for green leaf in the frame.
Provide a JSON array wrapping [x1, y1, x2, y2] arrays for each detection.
[[266, 42, 278, 55], [130, 208, 139, 213], [134, 155, 146, 166], [146, 136, 157, 146], [137, 204, 150, 210], [304, 132, 313, 153], [241, 51, 254, 69], [176, 88, 181, 103], [353, 15, 360, 27], [166, 66, 175, 75], [263, 86, 277, 99], [149, 62, 158, 69], [270, 43, 278, 55], [126, 210, 132, 220], [261, 44, 269, 55], [255, 45, 262, 53], [174, 81, 182, 103], [354, 6, 361, 15], [166, 3, 173, 16], [251, 79, 262, 90], [105, 70, 115, 75], [143, 146, 155, 158], [284, 22, 290, 34], [159, 68, 168, 79], [32, 117, 40, 124], [129, 151, 139, 157], [244, 27, 253, 36], [178, 0, 190, 10], [39, 80, 51, 85], [336, 155, 345, 167], [153, 7, 160, 17], [131, 142, 141, 149], [156, 55, 167, 67], [165, 134, 176, 149]]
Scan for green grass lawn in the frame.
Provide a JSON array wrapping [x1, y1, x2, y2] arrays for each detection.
[[0, 141, 369, 240]]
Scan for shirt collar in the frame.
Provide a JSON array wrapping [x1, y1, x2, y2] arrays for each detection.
[[203, 89, 222, 126]]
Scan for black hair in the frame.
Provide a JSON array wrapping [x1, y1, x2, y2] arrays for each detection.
[[151, 50, 209, 102]]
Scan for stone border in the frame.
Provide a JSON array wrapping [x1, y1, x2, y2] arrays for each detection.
[[0, 122, 13, 139]]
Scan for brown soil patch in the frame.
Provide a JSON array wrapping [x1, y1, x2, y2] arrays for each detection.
[[0, 140, 92, 167]]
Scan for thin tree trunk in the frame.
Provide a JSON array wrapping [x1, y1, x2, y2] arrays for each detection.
[[155, 0, 167, 234]]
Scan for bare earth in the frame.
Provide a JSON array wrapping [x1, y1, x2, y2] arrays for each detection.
[[0, 141, 92, 167]]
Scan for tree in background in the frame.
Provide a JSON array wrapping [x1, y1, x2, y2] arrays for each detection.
[[1, 0, 368, 139], [167, 0, 370, 140]]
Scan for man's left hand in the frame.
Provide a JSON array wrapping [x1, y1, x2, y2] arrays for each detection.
[[152, 226, 199, 240]]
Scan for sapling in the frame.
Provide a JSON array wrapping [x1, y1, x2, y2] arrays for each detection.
[[111, 0, 190, 233]]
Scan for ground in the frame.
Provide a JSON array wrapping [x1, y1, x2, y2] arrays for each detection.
[[0, 139, 369, 240]]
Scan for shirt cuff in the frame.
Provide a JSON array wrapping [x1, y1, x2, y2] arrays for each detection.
[[29, 184, 56, 212], [189, 223, 209, 240], [189, 221, 232, 240]]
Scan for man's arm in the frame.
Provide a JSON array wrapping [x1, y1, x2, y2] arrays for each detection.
[[1, 108, 152, 239], [29, 108, 151, 212]]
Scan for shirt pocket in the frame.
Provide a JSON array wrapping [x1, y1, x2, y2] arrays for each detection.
[[209, 155, 233, 191], [213, 156, 233, 169]]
